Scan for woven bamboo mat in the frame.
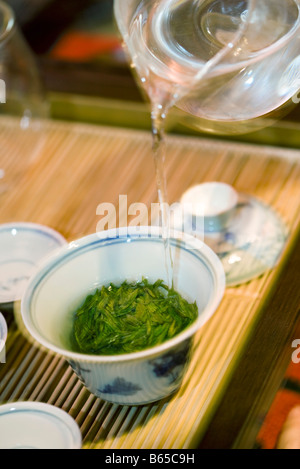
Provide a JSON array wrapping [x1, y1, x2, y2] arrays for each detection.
[[0, 118, 300, 449]]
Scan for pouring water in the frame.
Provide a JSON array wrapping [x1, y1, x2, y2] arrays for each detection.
[[114, 0, 300, 284]]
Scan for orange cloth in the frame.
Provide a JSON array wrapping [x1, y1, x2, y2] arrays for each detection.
[[257, 360, 300, 449], [50, 32, 122, 61]]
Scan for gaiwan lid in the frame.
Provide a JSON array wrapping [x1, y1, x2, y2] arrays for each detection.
[[0, 402, 82, 449]]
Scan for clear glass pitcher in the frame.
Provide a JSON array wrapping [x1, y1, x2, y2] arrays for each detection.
[[0, 1, 48, 195], [114, 0, 300, 133]]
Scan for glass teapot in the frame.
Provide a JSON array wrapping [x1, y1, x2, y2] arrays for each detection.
[[114, 0, 300, 134]]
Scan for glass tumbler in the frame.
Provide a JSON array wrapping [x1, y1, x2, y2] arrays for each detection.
[[0, 1, 48, 196]]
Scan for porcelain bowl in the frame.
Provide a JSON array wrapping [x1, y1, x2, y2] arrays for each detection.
[[21, 227, 225, 406]]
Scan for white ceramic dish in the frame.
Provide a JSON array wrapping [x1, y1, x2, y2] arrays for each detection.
[[21, 226, 225, 406], [0, 402, 82, 449], [0, 222, 67, 303]]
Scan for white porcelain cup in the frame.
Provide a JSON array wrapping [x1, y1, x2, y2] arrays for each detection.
[[181, 182, 239, 233], [21, 227, 225, 405]]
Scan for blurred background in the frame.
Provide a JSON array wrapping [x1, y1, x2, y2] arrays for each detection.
[[6, 0, 142, 101]]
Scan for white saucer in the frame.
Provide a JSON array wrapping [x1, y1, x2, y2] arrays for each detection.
[[0, 223, 67, 303], [0, 402, 82, 449], [171, 194, 288, 286]]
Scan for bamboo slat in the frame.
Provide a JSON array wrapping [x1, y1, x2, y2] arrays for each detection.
[[0, 118, 300, 449]]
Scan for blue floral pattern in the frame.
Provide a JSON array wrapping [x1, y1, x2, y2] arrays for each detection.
[[150, 340, 192, 384], [68, 340, 193, 404], [69, 360, 91, 386], [98, 377, 142, 396]]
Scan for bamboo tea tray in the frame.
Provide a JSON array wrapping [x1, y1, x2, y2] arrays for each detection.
[[0, 118, 300, 449]]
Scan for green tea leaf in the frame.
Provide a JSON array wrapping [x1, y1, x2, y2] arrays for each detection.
[[72, 279, 198, 355]]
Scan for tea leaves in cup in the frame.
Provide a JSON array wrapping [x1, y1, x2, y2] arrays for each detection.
[[72, 279, 198, 355]]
